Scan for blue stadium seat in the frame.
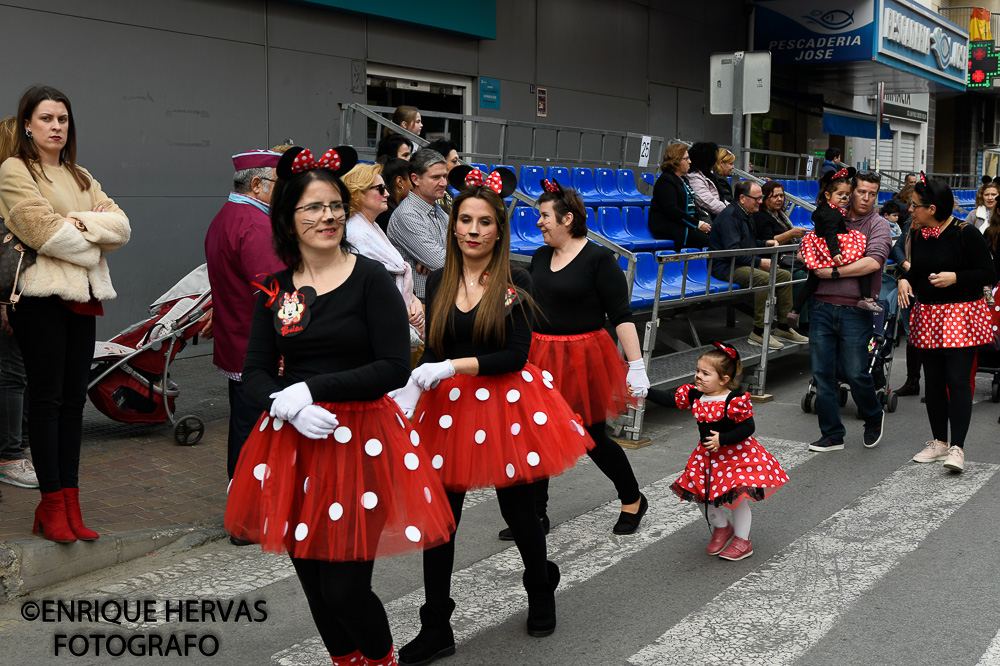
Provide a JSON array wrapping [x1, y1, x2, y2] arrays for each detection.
[[519, 165, 546, 199], [623, 206, 674, 251], [571, 167, 612, 206], [510, 207, 543, 255], [806, 180, 819, 200], [470, 163, 488, 173], [680, 248, 728, 293], [635, 252, 678, 303], [655, 251, 709, 297], [546, 166, 571, 188], [594, 207, 634, 250], [617, 255, 649, 309], [594, 168, 628, 205], [616, 169, 653, 205], [640, 172, 657, 188]]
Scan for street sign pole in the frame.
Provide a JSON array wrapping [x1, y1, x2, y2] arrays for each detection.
[[875, 81, 884, 172], [732, 52, 745, 171]]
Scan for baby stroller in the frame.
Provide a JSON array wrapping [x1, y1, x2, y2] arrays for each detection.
[[977, 286, 1000, 403], [801, 271, 901, 414], [88, 264, 212, 445]]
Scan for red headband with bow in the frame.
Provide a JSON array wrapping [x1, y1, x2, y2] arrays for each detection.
[[831, 167, 851, 180], [541, 179, 563, 194], [290, 148, 343, 174], [711, 340, 740, 361], [919, 171, 927, 185], [465, 168, 504, 194]]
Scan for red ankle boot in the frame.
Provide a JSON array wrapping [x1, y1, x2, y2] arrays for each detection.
[[63, 487, 100, 540], [329, 649, 364, 665], [33, 490, 77, 543]]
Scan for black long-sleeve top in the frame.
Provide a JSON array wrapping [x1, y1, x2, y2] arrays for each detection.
[[648, 171, 700, 240], [899, 221, 997, 305], [242, 256, 411, 410], [418, 267, 534, 376], [810, 204, 848, 258], [646, 386, 756, 446], [529, 243, 632, 335]]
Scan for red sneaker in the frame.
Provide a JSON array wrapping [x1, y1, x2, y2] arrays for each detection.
[[706, 523, 735, 555], [718, 536, 754, 561]]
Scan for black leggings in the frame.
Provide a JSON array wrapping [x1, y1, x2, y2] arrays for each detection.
[[921, 347, 977, 448], [423, 483, 547, 606], [534, 422, 641, 514], [291, 558, 392, 659], [9, 297, 95, 493]]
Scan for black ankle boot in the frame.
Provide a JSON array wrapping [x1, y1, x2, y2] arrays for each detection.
[[398, 599, 457, 666], [524, 560, 560, 637], [498, 514, 550, 541]]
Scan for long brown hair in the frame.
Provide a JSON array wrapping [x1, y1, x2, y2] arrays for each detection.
[[16, 85, 90, 191], [427, 189, 532, 357], [987, 205, 1000, 253], [0, 116, 17, 164]]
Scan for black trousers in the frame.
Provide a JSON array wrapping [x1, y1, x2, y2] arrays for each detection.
[[9, 297, 95, 494], [291, 557, 392, 658], [534, 421, 641, 514], [921, 346, 977, 448], [423, 483, 548, 606], [227, 379, 260, 479]]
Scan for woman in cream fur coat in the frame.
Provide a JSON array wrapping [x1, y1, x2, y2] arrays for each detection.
[[0, 86, 130, 544]]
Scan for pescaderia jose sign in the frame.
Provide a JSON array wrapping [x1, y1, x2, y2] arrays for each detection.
[[754, 0, 969, 90]]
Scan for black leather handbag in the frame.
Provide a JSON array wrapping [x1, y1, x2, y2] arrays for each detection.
[[0, 219, 35, 307]]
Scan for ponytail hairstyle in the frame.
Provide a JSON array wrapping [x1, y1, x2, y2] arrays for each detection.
[[701, 340, 743, 390], [815, 166, 856, 206]]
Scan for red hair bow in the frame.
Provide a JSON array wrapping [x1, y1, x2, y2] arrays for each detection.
[[290, 148, 342, 174], [251, 274, 281, 307], [465, 168, 503, 194], [711, 339, 739, 360], [541, 179, 562, 194], [831, 167, 851, 180], [920, 226, 942, 240], [919, 171, 927, 185]]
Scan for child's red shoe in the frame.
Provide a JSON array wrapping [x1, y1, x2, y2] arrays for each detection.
[[718, 536, 754, 561], [706, 523, 734, 555]]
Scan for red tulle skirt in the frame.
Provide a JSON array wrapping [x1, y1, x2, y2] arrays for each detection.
[[224, 396, 456, 562], [413, 363, 595, 492], [909, 298, 993, 349], [669, 437, 788, 508], [799, 229, 867, 269], [529, 330, 637, 426]]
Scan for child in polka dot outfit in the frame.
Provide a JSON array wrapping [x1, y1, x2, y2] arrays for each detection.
[[647, 341, 788, 561]]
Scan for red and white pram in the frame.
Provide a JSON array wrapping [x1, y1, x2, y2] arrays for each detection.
[[88, 264, 212, 445]]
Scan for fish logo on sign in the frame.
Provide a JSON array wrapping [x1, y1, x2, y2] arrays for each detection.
[[930, 27, 953, 70], [803, 9, 855, 31]]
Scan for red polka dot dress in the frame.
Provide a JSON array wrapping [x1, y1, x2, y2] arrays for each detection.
[[225, 261, 456, 561], [665, 385, 788, 508], [800, 204, 867, 270]]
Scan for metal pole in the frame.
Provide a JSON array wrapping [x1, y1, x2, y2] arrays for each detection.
[[875, 81, 884, 171], [732, 52, 745, 171]]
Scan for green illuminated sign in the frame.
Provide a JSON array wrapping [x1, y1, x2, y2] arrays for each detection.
[[968, 40, 999, 89]]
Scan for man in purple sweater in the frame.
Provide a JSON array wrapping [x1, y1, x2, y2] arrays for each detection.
[[807, 171, 892, 452]]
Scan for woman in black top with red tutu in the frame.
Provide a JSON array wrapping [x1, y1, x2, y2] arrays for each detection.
[[391, 167, 593, 666], [224, 147, 455, 666], [898, 176, 996, 473], [512, 180, 650, 537]]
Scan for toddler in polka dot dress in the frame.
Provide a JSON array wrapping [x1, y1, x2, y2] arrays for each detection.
[[646, 341, 788, 561]]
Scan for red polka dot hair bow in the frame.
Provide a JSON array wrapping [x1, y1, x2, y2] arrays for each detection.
[[920, 226, 943, 239], [448, 165, 518, 198], [831, 167, 851, 180], [541, 178, 563, 194], [276, 145, 358, 180], [711, 339, 740, 361], [464, 168, 504, 194], [919, 171, 927, 185]]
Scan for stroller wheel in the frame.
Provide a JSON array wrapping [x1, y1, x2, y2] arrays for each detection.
[[992, 381, 1000, 404], [174, 415, 205, 446], [801, 393, 814, 414], [838, 385, 849, 407], [887, 391, 898, 413]]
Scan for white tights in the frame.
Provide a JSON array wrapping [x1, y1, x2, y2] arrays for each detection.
[[702, 502, 752, 540]]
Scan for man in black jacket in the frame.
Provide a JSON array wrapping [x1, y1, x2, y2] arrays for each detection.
[[709, 180, 808, 350]]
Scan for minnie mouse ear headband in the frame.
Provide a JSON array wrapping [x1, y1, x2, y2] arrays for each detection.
[[830, 166, 857, 180], [540, 178, 564, 195], [711, 340, 740, 362], [448, 165, 518, 198], [918, 170, 927, 185], [276, 146, 358, 181]]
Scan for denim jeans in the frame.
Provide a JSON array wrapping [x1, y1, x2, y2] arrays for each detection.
[[0, 326, 29, 461], [809, 300, 883, 443]]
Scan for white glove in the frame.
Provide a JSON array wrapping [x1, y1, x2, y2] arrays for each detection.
[[389, 377, 423, 419], [289, 404, 340, 439], [626, 359, 650, 399], [269, 382, 313, 421], [410, 360, 456, 390]]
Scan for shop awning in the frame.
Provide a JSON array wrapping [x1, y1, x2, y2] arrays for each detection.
[[822, 112, 893, 139]]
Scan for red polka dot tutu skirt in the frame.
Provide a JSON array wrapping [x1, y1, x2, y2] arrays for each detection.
[[413, 363, 595, 492], [670, 437, 788, 508], [909, 298, 993, 349], [224, 396, 456, 562], [529, 330, 636, 426], [799, 229, 867, 270]]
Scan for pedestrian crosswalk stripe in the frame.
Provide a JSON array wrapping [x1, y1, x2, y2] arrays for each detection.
[[271, 438, 814, 665], [979, 627, 1000, 666], [628, 462, 1000, 666]]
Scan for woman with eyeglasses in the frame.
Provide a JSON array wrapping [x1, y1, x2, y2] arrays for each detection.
[[343, 163, 425, 339], [648, 143, 712, 248], [226, 146, 455, 666], [898, 177, 996, 473]]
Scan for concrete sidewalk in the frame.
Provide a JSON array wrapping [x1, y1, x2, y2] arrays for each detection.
[[0, 354, 232, 601]]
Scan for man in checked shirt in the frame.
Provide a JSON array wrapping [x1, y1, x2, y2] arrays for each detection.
[[388, 149, 449, 300]]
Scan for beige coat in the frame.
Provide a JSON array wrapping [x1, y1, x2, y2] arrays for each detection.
[[0, 158, 130, 302]]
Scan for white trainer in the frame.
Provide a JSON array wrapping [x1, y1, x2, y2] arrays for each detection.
[[912, 440, 949, 464], [0, 458, 39, 488]]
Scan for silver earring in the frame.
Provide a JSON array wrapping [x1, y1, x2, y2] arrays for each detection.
[[25, 129, 32, 138]]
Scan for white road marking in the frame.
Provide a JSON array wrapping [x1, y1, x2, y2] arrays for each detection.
[[271, 438, 813, 665], [979, 627, 1000, 666], [628, 462, 999, 666]]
